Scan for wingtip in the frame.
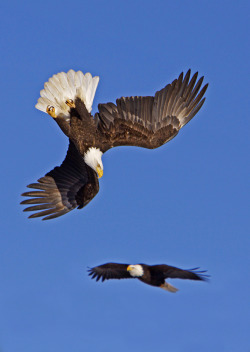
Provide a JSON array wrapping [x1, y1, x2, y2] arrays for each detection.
[[203, 82, 209, 91], [28, 213, 38, 219]]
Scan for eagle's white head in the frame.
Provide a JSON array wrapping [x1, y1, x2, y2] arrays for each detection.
[[84, 147, 103, 178], [127, 264, 144, 277]]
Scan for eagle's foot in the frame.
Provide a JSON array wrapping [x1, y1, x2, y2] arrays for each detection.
[[65, 99, 75, 108], [46, 105, 57, 118]]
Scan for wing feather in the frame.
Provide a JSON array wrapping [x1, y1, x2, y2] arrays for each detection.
[[151, 264, 209, 281], [88, 263, 131, 282], [21, 141, 99, 220], [96, 70, 208, 150]]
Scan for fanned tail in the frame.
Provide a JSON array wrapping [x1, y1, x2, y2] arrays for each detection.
[[35, 70, 99, 120]]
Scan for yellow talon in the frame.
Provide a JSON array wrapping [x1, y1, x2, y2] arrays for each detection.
[[46, 105, 57, 118], [65, 99, 75, 108]]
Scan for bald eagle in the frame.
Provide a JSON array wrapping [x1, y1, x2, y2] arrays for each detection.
[[21, 69, 208, 220], [88, 262, 208, 292]]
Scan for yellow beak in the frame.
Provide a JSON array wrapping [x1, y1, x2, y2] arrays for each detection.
[[127, 266, 132, 271], [96, 166, 103, 178]]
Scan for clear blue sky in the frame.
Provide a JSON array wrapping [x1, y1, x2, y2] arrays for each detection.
[[1, 1, 249, 351]]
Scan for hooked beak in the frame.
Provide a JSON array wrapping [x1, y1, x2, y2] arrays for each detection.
[[127, 265, 132, 271], [96, 166, 103, 178]]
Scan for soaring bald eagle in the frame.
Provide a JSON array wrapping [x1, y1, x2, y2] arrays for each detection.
[[21, 69, 208, 220], [88, 262, 208, 292]]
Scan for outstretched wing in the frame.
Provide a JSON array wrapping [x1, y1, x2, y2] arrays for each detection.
[[95, 70, 208, 151], [152, 265, 209, 281], [21, 141, 99, 220], [88, 263, 131, 282]]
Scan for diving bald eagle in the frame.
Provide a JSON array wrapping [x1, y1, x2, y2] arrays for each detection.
[[88, 263, 208, 292], [21, 69, 208, 220]]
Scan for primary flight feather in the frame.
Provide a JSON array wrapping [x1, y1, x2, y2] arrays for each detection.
[[21, 69, 208, 220]]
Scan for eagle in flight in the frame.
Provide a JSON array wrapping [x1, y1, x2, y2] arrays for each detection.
[[88, 262, 209, 292], [21, 69, 208, 220]]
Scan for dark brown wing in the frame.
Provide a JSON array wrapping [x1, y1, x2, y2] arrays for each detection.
[[95, 70, 208, 151], [21, 141, 99, 220], [88, 263, 132, 282], [151, 265, 209, 281]]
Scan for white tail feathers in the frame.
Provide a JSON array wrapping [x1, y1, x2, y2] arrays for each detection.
[[35, 70, 99, 119], [160, 282, 179, 293]]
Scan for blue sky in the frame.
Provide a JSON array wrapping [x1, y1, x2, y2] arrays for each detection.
[[1, 1, 249, 351]]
